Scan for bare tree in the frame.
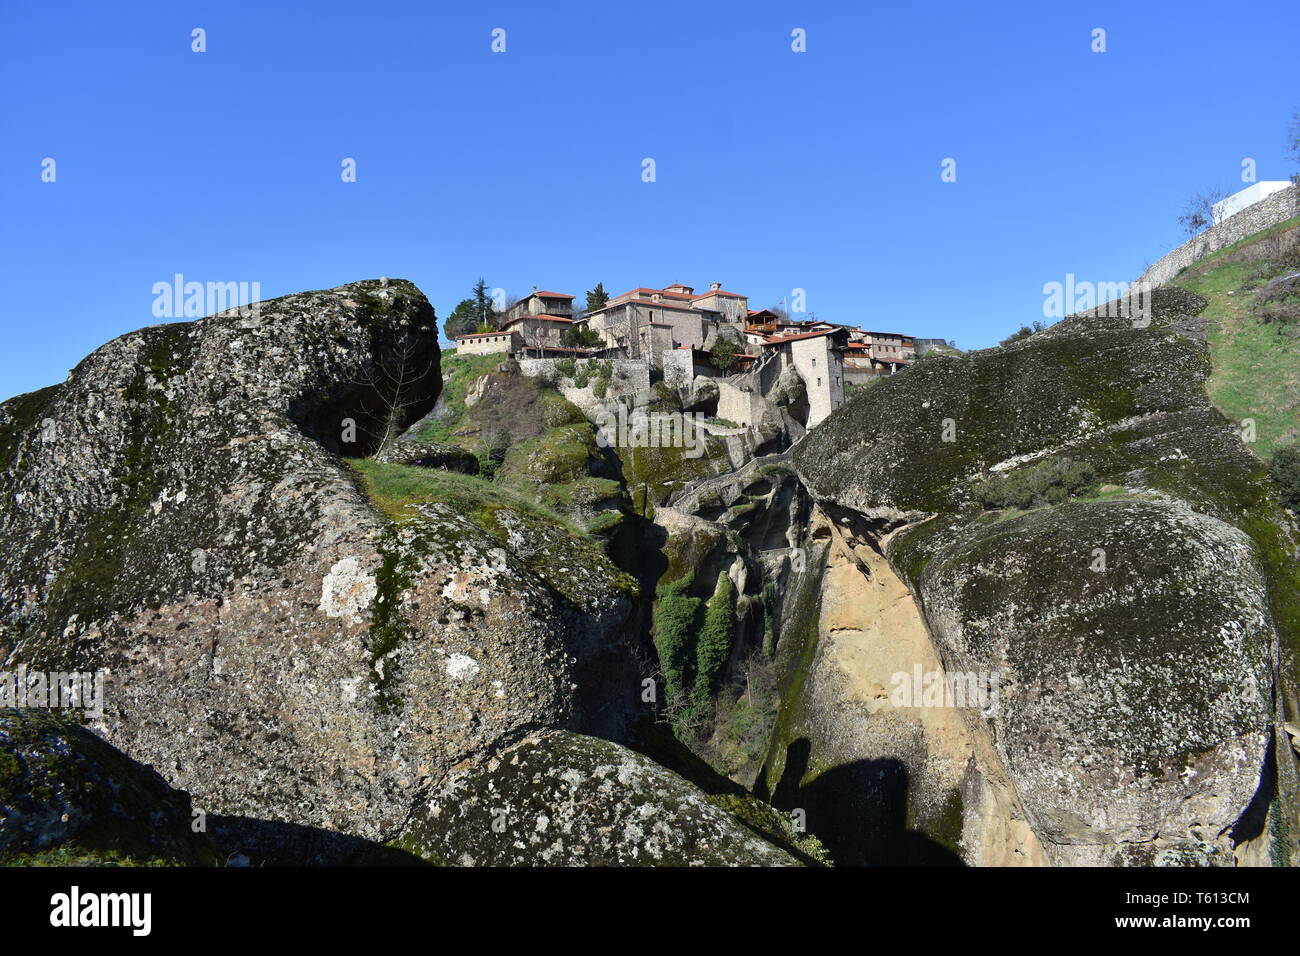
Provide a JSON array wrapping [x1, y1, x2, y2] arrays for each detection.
[[351, 328, 438, 458], [1178, 187, 1229, 237]]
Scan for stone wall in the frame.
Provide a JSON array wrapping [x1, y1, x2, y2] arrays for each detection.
[[716, 380, 768, 428], [1138, 182, 1300, 288], [517, 357, 652, 394]]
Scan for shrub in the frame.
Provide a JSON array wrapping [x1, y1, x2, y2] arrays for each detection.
[[692, 573, 736, 709], [1271, 442, 1300, 515], [999, 320, 1046, 346], [710, 337, 741, 371], [973, 456, 1097, 510], [478, 429, 512, 479], [1254, 274, 1300, 327], [554, 358, 576, 379], [653, 575, 702, 709]]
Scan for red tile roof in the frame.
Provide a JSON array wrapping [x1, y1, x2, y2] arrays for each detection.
[[455, 331, 512, 340], [589, 298, 700, 315], [528, 291, 574, 299], [760, 329, 843, 344]]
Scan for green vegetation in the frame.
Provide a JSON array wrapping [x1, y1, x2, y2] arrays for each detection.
[[1175, 236, 1300, 459], [443, 277, 499, 341], [367, 540, 417, 714], [347, 457, 587, 538], [413, 352, 505, 445], [561, 326, 602, 349], [653, 575, 703, 714], [999, 320, 1046, 346], [710, 336, 741, 371], [585, 282, 610, 313], [972, 456, 1097, 511], [692, 573, 736, 709], [706, 792, 833, 866], [706, 652, 780, 780], [1271, 442, 1300, 514]]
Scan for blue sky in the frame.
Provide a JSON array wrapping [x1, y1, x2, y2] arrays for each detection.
[[1, 0, 1296, 399]]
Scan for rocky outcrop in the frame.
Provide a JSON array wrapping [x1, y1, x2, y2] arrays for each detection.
[[793, 308, 1300, 865], [375, 438, 480, 474], [398, 730, 799, 866], [0, 708, 219, 865], [0, 279, 655, 862]]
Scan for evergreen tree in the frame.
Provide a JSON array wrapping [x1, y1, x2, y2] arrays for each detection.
[[443, 278, 500, 341], [471, 277, 497, 328], [653, 575, 702, 710], [586, 282, 610, 313], [710, 336, 741, 371], [692, 572, 736, 708], [443, 298, 476, 341]]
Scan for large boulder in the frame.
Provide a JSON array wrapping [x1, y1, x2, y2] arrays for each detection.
[[794, 315, 1300, 865], [398, 730, 799, 866], [0, 279, 645, 862]]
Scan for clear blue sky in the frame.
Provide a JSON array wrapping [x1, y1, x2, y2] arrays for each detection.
[[2, 0, 1296, 399]]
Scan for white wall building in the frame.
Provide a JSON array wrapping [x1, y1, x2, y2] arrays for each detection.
[[1212, 181, 1293, 225]]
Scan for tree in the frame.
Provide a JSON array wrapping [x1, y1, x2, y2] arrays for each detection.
[[443, 298, 475, 341], [561, 326, 602, 349], [352, 324, 438, 458], [442, 278, 499, 341], [710, 336, 741, 371], [999, 320, 1046, 347], [586, 282, 610, 313], [1178, 188, 1228, 237], [653, 576, 702, 713], [692, 573, 736, 709]]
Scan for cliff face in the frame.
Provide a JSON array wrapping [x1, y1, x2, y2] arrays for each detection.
[[4, 273, 1296, 867], [793, 298, 1300, 865]]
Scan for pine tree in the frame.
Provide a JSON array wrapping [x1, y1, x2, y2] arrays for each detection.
[[586, 282, 609, 313], [443, 278, 500, 340], [692, 572, 736, 708]]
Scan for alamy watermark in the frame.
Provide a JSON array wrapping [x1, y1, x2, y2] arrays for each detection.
[[0, 665, 105, 718], [1043, 274, 1152, 327], [152, 274, 261, 320], [593, 405, 706, 458], [890, 665, 999, 715]]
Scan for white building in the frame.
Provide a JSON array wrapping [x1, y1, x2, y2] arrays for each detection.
[[1212, 182, 1293, 225]]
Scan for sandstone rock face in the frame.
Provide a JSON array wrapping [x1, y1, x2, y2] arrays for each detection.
[[0, 708, 219, 865], [0, 280, 643, 861], [400, 730, 798, 866], [794, 313, 1300, 865]]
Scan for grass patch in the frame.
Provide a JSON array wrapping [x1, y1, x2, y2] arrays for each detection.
[[346, 458, 588, 539], [1179, 257, 1300, 459], [411, 353, 505, 444]]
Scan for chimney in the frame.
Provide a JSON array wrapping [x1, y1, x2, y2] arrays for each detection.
[[532, 286, 538, 293], [710, 282, 721, 291]]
